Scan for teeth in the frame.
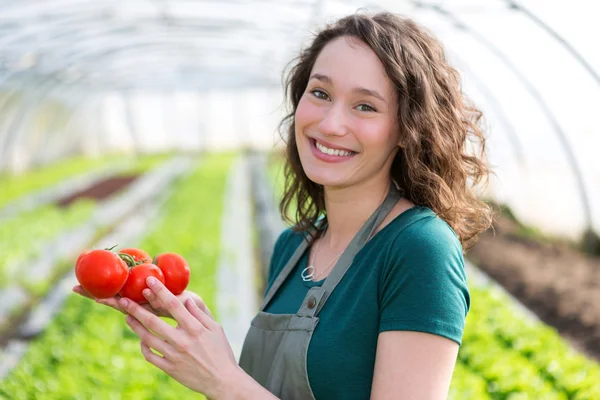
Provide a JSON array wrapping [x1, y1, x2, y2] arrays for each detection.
[[315, 140, 353, 157]]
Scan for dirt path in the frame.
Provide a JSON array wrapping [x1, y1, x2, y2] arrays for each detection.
[[57, 175, 138, 207]]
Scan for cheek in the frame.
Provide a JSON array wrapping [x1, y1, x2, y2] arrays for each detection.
[[295, 97, 323, 131], [354, 119, 398, 150]]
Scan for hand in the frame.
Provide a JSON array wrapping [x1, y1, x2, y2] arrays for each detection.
[[118, 276, 240, 398], [72, 285, 210, 320]]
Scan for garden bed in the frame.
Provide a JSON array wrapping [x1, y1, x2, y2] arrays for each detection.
[[468, 212, 600, 363]]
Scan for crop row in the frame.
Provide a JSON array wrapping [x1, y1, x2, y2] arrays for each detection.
[[0, 153, 234, 399], [458, 285, 600, 399], [0, 154, 170, 290], [0, 155, 118, 209]]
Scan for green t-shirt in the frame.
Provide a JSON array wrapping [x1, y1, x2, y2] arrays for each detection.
[[263, 206, 470, 399]]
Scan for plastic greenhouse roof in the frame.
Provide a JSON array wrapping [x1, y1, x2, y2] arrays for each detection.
[[0, 0, 599, 238]]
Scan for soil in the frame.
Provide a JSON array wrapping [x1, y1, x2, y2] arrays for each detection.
[[56, 175, 138, 207], [467, 214, 600, 363]]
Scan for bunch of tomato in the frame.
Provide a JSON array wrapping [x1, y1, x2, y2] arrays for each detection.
[[75, 246, 190, 303]]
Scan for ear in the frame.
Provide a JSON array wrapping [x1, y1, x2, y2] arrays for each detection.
[[395, 126, 405, 149]]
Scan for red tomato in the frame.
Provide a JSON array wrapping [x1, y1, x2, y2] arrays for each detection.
[[76, 250, 90, 267], [119, 248, 152, 265], [154, 253, 190, 295], [75, 249, 129, 299], [119, 263, 165, 304]]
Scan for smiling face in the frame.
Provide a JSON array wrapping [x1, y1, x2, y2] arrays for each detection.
[[294, 35, 400, 190]]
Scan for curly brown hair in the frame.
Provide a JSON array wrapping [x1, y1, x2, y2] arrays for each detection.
[[278, 11, 494, 251]]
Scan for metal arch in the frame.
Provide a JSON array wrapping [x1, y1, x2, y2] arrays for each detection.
[[0, 41, 210, 91], [0, 3, 258, 85], [35, 24, 239, 64], [37, 87, 92, 166], [0, 79, 60, 170], [414, 1, 593, 231], [0, 14, 241, 56], [59, 94, 104, 158], [0, 14, 108, 48], [448, 51, 526, 170], [0, 76, 46, 149], [506, 0, 600, 87], [0, 0, 307, 91]]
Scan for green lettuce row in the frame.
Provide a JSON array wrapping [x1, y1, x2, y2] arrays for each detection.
[[0, 201, 95, 288], [465, 285, 600, 399], [459, 333, 567, 399], [0, 154, 171, 291], [0, 152, 233, 399], [0, 155, 117, 209], [0, 152, 171, 211], [448, 361, 492, 399]]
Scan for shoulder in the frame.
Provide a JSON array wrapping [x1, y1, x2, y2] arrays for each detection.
[[388, 206, 463, 259], [273, 226, 306, 253], [379, 207, 466, 291]]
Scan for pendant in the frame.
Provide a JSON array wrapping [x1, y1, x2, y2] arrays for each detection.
[[301, 265, 315, 282]]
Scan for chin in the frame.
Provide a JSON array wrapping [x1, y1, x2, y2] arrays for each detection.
[[303, 167, 351, 188]]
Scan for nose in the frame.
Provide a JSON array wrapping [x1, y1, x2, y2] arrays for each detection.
[[318, 102, 348, 137]]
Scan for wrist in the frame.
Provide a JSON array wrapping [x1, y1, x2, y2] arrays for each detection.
[[213, 365, 278, 400], [212, 365, 247, 400]]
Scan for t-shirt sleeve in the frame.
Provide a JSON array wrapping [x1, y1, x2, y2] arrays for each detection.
[[378, 216, 470, 346]]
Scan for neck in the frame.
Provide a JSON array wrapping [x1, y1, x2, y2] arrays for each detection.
[[321, 177, 391, 250]]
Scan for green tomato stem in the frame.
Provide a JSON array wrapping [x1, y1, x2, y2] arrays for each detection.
[[117, 252, 138, 268]]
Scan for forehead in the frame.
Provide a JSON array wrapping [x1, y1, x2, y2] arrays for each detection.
[[311, 36, 394, 96]]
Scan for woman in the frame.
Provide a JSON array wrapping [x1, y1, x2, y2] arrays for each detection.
[[74, 11, 493, 399]]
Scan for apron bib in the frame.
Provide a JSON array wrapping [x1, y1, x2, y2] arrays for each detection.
[[239, 184, 401, 399]]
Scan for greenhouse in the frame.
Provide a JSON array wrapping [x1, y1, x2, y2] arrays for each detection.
[[0, 0, 599, 399]]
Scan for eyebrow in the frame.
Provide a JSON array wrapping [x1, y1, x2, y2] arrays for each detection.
[[309, 73, 387, 103]]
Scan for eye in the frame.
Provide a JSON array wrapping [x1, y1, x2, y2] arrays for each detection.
[[356, 104, 376, 112], [310, 89, 330, 100]]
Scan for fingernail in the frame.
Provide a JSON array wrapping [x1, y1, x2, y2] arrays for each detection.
[[119, 298, 128, 307], [147, 277, 157, 286], [143, 289, 151, 297], [126, 315, 133, 323]]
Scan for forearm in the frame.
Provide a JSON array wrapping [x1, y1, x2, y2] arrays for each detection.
[[213, 366, 279, 400]]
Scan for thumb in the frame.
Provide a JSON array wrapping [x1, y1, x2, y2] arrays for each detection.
[[185, 298, 218, 330]]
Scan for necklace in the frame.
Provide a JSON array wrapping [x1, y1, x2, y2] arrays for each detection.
[[301, 229, 344, 282], [301, 184, 392, 282]]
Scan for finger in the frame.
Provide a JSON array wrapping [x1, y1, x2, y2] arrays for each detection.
[[145, 277, 199, 332], [186, 298, 219, 331], [142, 289, 167, 317], [96, 297, 127, 315], [194, 296, 214, 320], [72, 285, 94, 300], [119, 297, 175, 340], [141, 303, 159, 315], [140, 341, 173, 373], [126, 315, 174, 358]]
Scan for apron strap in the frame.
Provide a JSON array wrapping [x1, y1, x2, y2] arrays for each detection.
[[312, 184, 401, 315], [259, 227, 315, 311], [261, 182, 401, 314]]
